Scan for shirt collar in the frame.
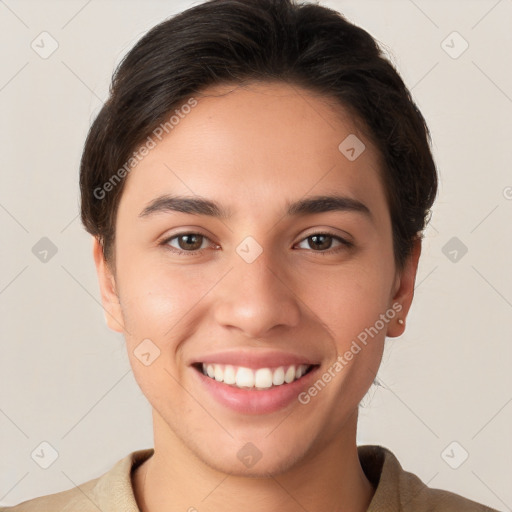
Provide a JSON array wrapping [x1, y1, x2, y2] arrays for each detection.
[[92, 445, 410, 511]]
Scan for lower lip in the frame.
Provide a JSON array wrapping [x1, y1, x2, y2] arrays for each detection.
[[192, 366, 319, 415]]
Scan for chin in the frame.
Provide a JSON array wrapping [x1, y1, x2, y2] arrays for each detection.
[[199, 444, 308, 477]]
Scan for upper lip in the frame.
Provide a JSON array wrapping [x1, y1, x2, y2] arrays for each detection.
[[190, 350, 320, 369]]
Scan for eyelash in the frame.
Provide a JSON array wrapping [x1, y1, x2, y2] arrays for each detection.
[[159, 231, 353, 256]]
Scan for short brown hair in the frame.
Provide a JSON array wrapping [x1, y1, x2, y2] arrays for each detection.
[[80, 0, 438, 272]]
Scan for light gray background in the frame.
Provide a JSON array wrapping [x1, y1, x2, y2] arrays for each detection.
[[0, 0, 511, 509]]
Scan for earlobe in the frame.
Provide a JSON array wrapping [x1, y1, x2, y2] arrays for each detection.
[[387, 237, 422, 338], [92, 237, 125, 333]]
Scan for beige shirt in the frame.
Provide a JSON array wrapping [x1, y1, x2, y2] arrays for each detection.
[[1, 445, 499, 511]]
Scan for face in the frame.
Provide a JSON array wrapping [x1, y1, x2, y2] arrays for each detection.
[[94, 81, 420, 476]]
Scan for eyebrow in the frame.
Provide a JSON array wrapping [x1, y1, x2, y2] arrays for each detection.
[[138, 194, 372, 221]]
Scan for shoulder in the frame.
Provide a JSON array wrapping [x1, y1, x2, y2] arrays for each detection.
[[358, 445, 500, 512], [0, 477, 99, 512], [0, 449, 154, 512]]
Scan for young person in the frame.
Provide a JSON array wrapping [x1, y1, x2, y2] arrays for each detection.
[[3, 0, 499, 510]]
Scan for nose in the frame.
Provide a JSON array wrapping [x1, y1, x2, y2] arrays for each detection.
[[213, 246, 301, 339]]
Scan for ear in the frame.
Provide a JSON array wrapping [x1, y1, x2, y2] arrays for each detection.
[[92, 236, 125, 333], [386, 237, 422, 338]]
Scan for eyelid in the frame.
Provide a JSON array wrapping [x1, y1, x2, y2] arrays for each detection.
[[298, 227, 354, 245], [294, 230, 353, 253], [160, 231, 218, 254], [160, 229, 353, 256]]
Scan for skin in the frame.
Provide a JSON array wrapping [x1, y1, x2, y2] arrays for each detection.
[[93, 81, 421, 512]]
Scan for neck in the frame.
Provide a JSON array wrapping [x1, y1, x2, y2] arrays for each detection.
[[133, 411, 374, 512]]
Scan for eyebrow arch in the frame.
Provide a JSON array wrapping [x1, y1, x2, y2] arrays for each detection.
[[138, 194, 372, 221]]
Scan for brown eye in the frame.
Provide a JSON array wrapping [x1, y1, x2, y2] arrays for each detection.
[[308, 234, 333, 251], [296, 232, 352, 253], [162, 233, 211, 254], [177, 234, 204, 251]]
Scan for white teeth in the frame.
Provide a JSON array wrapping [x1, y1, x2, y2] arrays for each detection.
[[214, 365, 223, 381], [223, 364, 236, 385], [236, 367, 254, 388], [295, 365, 308, 379], [272, 367, 285, 386], [254, 368, 273, 389], [200, 363, 311, 389], [284, 366, 296, 383]]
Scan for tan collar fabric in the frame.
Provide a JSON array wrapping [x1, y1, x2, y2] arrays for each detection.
[[2, 445, 499, 511]]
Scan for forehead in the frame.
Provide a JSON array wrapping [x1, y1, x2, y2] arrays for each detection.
[[118, 81, 387, 221]]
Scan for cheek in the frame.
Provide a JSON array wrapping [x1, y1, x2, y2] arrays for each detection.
[[114, 246, 225, 377], [300, 257, 394, 345], [118, 265, 205, 342], [115, 262, 209, 406]]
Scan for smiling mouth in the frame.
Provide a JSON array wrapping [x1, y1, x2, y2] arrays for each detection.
[[192, 362, 318, 390]]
